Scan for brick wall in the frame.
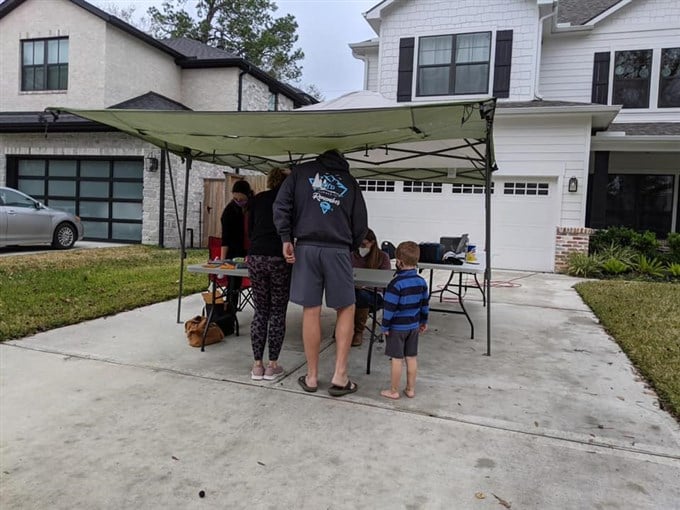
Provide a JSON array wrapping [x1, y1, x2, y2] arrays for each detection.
[[554, 226, 594, 273]]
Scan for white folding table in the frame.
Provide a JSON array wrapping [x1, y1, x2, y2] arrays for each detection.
[[418, 259, 486, 339]]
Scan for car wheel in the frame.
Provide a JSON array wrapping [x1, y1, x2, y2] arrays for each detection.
[[52, 222, 77, 249]]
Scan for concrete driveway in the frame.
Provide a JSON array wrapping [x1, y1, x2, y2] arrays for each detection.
[[1, 271, 679, 509]]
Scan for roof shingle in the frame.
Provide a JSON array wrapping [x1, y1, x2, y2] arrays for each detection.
[[557, 0, 626, 26], [606, 123, 680, 136], [162, 37, 239, 60]]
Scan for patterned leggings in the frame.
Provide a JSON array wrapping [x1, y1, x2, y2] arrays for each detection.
[[247, 255, 292, 361]]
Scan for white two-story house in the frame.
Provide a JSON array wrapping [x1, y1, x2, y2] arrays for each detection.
[[0, 0, 313, 247], [350, 0, 680, 272]]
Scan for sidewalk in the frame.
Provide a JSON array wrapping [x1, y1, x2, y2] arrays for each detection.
[[1, 271, 679, 509]]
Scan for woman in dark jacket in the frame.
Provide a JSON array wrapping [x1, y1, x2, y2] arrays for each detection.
[[220, 179, 252, 260], [247, 168, 292, 381]]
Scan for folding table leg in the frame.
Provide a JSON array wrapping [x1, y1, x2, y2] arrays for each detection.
[[366, 288, 379, 375], [474, 273, 486, 306], [458, 272, 474, 339], [201, 282, 218, 352]]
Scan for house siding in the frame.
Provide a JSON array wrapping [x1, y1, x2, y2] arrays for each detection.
[[365, 47, 380, 92], [494, 114, 591, 226], [540, 0, 680, 122], [103, 25, 181, 107], [242, 74, 272, 111], [181, 68, 239, 110], [375, 0, 538, 102]]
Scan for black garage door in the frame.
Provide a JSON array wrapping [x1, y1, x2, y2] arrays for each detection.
[[7, 157, 143, 242]]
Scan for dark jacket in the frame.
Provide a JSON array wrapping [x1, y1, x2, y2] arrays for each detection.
[[220, 200, 247, 258], [273, 151, 368, 250], [248, 186, 284, 257]]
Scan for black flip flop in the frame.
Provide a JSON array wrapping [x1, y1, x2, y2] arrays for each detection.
[[298, 375, 318, 393], [328, 379, 358, 397]]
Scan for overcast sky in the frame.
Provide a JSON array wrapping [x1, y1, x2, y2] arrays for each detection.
[[94, 0, 378, 100]]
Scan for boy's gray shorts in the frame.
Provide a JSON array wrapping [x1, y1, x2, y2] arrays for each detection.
[[385, 328, 419, 359], [289, 244, 355, 309]]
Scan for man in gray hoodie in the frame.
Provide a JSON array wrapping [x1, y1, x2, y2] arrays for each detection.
[[274, 150, 368, 396]]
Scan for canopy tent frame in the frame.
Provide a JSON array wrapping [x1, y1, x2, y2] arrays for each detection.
[[47, 98, 497, 355]]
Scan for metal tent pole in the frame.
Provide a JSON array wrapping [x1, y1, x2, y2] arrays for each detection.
[[483, 104, 494, 357], [176, 154, 192, 324]]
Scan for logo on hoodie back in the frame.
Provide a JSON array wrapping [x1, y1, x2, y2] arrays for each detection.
[[309, 173, 348, 214]]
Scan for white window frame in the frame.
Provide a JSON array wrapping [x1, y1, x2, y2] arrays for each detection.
[[604, 46, 680, 113], [358, 179, 396, 192], [503, 182, 550, 196], [403, 181, 443, 193], [412, 28, 498, 102]]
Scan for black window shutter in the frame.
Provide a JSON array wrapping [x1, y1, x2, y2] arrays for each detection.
[[397, 37, 415, 102], [591, 52, 610, 104], [493, 30, 513, 98]]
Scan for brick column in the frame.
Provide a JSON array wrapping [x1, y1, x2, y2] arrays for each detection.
[[555, 227, 595, 273]]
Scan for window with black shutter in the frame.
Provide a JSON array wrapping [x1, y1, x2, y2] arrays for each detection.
[[416, 31, 491, 96]]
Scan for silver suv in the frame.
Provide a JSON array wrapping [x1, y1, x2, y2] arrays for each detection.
[[0, 186, 84, 249]]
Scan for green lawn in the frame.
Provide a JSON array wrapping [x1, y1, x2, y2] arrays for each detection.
[[575, 280, 680, 420], [0, 245, 208, 341]]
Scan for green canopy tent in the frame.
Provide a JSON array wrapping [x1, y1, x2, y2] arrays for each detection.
[[47, 97, 497, 354]]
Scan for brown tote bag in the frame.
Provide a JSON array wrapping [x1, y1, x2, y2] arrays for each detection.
[[184, 315, 224, 348]]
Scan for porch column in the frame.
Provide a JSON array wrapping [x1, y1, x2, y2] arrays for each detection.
[[589, 151, 609, 229]]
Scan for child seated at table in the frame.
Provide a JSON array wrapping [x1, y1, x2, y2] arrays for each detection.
[[380, 241, 429, 399]]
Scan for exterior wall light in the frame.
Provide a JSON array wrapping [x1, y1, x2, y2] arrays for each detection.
[[568, 177, 578, 192], [146, 156, 159, 172]]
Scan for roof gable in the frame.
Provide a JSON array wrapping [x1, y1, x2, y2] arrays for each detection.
[[0, 0, 185, 58], [109, 91, 191, 110]]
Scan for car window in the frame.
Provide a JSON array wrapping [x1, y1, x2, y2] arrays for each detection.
[[0, 189, 36, 208]]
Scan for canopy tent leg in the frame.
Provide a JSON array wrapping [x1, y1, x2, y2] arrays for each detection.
[[176, 155, 192, 324], [483, 105, 494, 357]]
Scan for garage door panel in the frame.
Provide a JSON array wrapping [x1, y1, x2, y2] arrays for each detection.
[[11, 157, 143, 243], [361, 178, 559, 272]]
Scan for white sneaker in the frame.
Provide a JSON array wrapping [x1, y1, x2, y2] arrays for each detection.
[[264, 365, 284, 380]]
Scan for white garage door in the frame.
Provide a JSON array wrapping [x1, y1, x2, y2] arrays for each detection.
[[359, 178, 559, 272]]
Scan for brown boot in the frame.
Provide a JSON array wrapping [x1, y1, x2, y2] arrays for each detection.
[[352, 308, 369, 346]]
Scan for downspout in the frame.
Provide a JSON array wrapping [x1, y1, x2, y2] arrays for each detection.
[[237, 66, 250, 112], [355, 54, 369, 90], [351, 45, 371, 90], [236, 66, 250, 175], [533, 7, 557, 100]]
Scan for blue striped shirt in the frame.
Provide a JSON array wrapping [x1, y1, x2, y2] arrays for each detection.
[[382, 269, 429, 333]]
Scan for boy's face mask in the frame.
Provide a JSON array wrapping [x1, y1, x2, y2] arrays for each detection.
[[234, 199, 248, 207], [358, 247, 370, 258]]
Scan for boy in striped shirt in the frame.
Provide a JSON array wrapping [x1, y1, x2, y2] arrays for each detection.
[[380, 241, 430, 399]]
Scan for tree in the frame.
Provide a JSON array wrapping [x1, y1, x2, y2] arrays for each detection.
[[98, 2, 150, 31], [304, 84, 325, 102], [147, 0, 304, 82]]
